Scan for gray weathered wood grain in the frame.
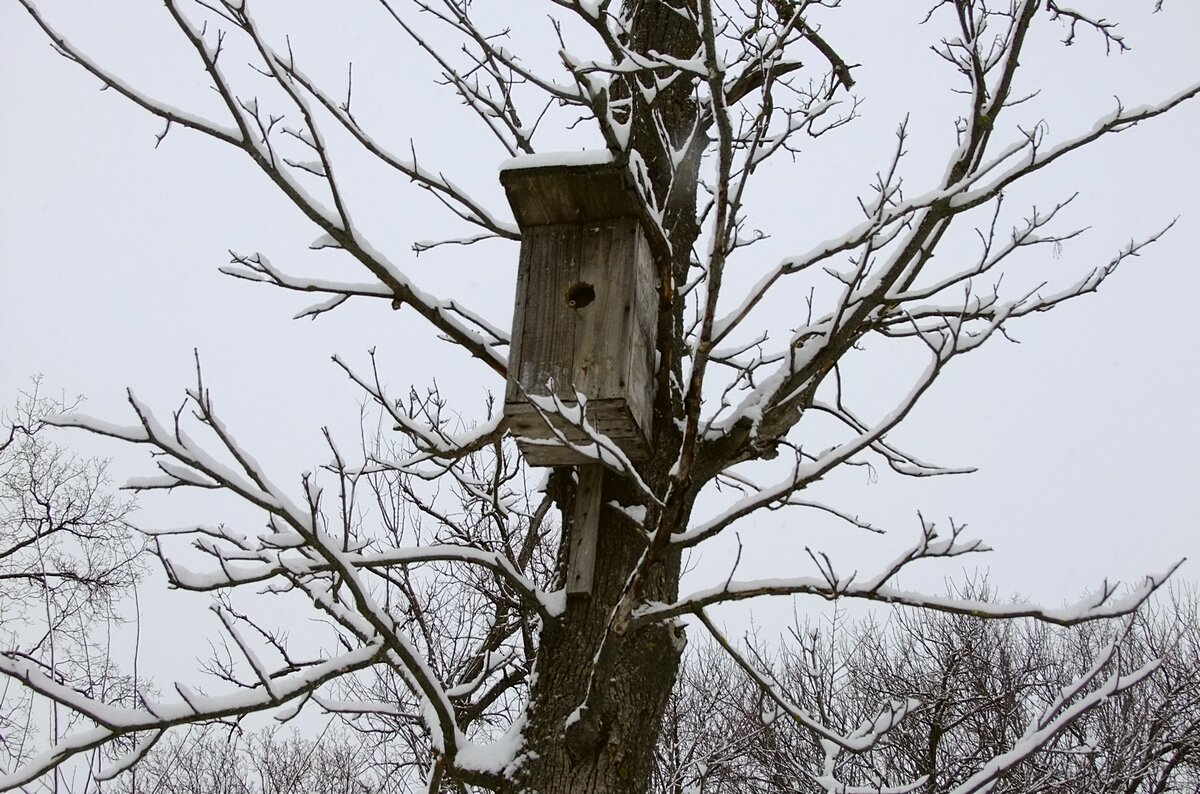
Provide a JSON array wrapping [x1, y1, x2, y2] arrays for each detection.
[[567, 465, 604, 596]]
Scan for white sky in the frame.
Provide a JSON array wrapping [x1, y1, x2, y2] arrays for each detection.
[[1, 1, 1198, 670]]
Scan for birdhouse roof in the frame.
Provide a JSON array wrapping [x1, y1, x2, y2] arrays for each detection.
[[499, 153, 645, 228]]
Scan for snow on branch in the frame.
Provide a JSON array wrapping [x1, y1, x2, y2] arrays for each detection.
[[642, 516, 1181, 626], [334, 351, 509, 469], [277, 59, 521, 240], [0, 641, 386, 791], [945, 624, 1159, 794], [219, 250, 393, 321], [694, 69, 1196, 478], [152, 530, 562, 621], [694, 335, 965, 535], [36, 361, 561, 783], [1045, 1, 1129, 52], [809, 391, 976, 479], [697, 609, 920, 755], [15, 0, 243, 145], [880, 219, 1177, 341], [706, 73, 1200, 389], [22, 0, 511, 376]]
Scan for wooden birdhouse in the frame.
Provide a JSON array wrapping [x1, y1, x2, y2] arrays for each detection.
[[500, 154, 658, 467]]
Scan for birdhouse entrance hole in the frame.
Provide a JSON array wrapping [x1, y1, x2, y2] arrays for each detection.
[[566, 282, 595, 309]]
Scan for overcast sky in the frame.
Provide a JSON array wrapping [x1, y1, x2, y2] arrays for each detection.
[[1, 1, 1198, 662]]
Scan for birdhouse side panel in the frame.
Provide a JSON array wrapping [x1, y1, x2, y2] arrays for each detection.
[[623, 226, 658, 441], [503, 229, 532, 403], [505, 224, 581, 405]]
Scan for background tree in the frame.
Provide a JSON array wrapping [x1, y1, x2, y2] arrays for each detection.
[[108, 723, 382, 794], [654, 586, 1200, 793], [0, 386, 143, 792], [1, 1, 1197, 792], [82, 585, 1200, 793]]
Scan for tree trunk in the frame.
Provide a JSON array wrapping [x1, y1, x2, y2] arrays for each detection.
[[515, 473, 685, 792], [512, 3, 703, 791]]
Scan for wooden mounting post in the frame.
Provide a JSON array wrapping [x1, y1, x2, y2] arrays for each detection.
[[567, 465, 604, 597]]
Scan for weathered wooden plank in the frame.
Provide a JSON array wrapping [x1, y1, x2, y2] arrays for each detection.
[[574, 219, 634, 401], [509, 225, 579, 401], [567, 465, 604, 596]]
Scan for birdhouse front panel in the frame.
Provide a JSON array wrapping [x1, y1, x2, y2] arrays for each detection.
[[501, 157, 659, 466], [504, 215, 656, 467]]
